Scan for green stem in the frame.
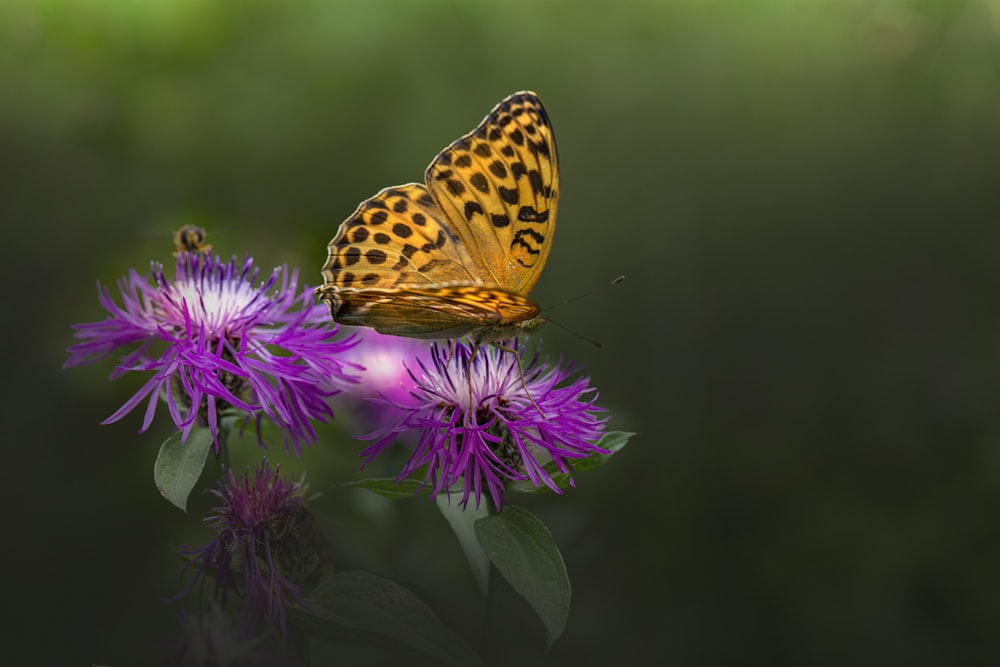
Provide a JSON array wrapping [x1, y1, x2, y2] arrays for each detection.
[[478, 501, 503, 660], [214, 424, 230, 473], [479, 561, 501, 659], [285, 624, 311, 665]]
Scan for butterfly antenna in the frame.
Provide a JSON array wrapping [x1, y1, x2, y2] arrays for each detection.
[[543, 275, 625, 314], [535, 275, 623, 348], [543, 316, 607, 349]]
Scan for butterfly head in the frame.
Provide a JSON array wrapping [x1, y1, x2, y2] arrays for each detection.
[[471, 316, 546, 346], [521, 316, 546, 334]]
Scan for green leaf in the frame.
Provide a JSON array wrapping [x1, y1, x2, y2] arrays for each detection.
[[291, 570, 483, 666], [509, 430, 635, 494], [345, 477, 432, 500], [436, 495, 491, 594], [571, 430, 634, 471], [475, 506, 570, 647], [153, 428, 213, 511]]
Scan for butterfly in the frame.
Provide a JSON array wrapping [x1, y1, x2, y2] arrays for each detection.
[[316, 91, 559, 346]]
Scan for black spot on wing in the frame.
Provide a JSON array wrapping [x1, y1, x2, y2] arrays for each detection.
[[512, 228, 545, 246], [490, 213, 510, 228], [498, 186, 519, 205], [517, 206, 549, 223], [469, 172, 489, 193], [464, 200, 484, 218], [528, 169, 544, 196], [417, 258, 451, 272]]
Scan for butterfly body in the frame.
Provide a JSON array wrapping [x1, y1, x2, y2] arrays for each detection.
[[317, 91, 558, 345]]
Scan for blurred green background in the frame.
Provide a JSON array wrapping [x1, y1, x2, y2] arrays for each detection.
[[7, 0, 1000, 663]]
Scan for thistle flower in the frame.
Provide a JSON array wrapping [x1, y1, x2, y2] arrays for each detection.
[[334, 329, 433, 433], [361, 340, 608, 509], [64, 252, 359, 453], [179, 460, 326, 638], [342, 329, 433, 403]]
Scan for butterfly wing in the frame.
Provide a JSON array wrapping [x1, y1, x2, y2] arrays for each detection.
[[320, 183, 480, 291], [318, 92, 557, 341], [425, 91, 559, 297], [329, 285, 540, 340], [318, 182, 539, 338]]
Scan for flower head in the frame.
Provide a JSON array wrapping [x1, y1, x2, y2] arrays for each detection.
[[361, 340, 608, 509], [334, 329, 433, 432], [343, 329, 433, 403], [179, 460, 326, 638], [64, 252, 359, 453]]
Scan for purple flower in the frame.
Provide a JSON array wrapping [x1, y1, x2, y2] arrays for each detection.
[[343, 329, 434, 404], [179, 460, 325, 638], [361, 340, 608, 509], [64, 252, 359, 453], [334, 329, 434, 432]]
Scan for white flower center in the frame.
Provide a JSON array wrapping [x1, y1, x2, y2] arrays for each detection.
[[169, 278, 264, 338]]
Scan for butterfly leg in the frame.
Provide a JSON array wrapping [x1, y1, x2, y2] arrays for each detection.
[[491, 339, 544, 418], [466, 341, 481, 415]]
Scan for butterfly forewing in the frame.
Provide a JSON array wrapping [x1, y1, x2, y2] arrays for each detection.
[[321, 183, 480, 291], [426, 91, 559, 296]]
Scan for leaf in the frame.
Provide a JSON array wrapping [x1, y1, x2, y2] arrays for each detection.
[[475, 506, 570, 647], [571, 430, 634, 471], [290, 570, 483, 666], [344, 477, 433, 500], [436, 495, 491, 594], [153, 428, 213, 511], [508, 430, 635, 494]]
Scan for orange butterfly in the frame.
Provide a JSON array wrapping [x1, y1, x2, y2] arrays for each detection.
[[317, 91, 559, 346]]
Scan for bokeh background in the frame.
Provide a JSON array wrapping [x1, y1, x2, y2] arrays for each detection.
[[6, 0, 1000, 664]]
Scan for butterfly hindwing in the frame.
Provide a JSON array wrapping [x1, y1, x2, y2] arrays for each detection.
[[331, 286, 540, 340]]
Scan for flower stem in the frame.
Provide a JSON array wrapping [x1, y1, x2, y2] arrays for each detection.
[[479, 561, 501, 659], [214, 426, 230, 472]]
